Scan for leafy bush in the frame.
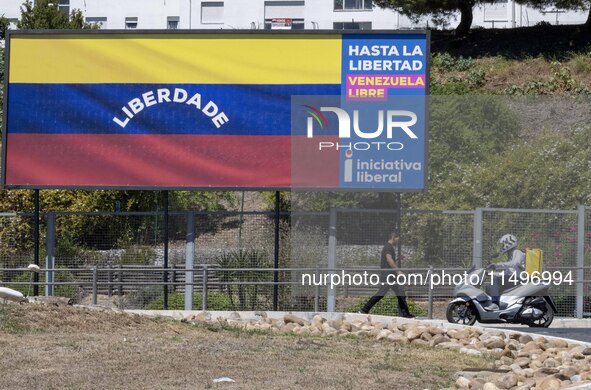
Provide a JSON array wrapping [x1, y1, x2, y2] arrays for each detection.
[[0, 190, 236, 261], [430, 79, 473, 95], [8, 269, 76, 298], [431, 53, 475, 72], [119, 246, 156, 265], [54, 238, 106, 268], [505, 62, 591, 96], [456, 126, 591, 209], [217, 249, 272, 310], [346, 296, 427, 317], [144, 292, 231, 310]]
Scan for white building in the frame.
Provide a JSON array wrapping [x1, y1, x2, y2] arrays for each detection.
[[1, 0, 588, 31]]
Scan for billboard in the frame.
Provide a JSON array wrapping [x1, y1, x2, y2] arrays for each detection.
[[2, 31, 428, 190]]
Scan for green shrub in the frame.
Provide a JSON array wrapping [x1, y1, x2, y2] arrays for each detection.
[[217, 249, 272, 310], [504, 62, 591, 96], [345, 296, 427, 317], [55, 238, 106, 267], [119, 246, 156, 265], [431, 53, 475, 72], [144, 292, 231, 310], [8, 269, 76, 298]]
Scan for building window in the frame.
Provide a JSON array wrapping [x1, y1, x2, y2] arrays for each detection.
[[334, 0, 373, 10], [333, 21, 372, 29], [58, 0, 70, 14], [167, 16, 180, 29], [201, 2, 224, 24], [125, 17, 138, 29], [264, 1, 305, 29], [264, 18, 305, 30], [85, 17, 107, 29]]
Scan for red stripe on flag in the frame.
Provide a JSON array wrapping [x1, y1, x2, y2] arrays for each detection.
[[6, 134, 293, 188]]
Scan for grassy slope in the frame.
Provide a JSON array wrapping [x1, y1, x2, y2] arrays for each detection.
[[430, 24, 591, 94], [0, 304, 490, 390]]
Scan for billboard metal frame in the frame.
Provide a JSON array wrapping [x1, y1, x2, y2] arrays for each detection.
[[1, 29, 430, 192]]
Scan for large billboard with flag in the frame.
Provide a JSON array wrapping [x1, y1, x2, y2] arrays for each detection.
[[2, 30, 428, 190]]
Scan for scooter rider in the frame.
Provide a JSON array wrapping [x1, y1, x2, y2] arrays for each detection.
[[486, 234, 526, 309]]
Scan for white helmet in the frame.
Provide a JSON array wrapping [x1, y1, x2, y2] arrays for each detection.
[[498, 234, 517, 254]]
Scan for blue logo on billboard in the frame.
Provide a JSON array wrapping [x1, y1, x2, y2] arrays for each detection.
[[303, 101, 424, 189], [305, 106, 418, 151]]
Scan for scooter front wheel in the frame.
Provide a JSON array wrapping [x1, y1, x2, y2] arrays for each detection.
[[446, 301, 477, 326]]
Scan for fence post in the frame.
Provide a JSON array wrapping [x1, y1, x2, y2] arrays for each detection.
[[473, 208, 483, 268], [576, 205, 585, 319], [273, 191, 281, 311], [45, 212, 56, 297], [427, 265, 434, 319], [92, 266, 98, 305], [118, 264, 123, 296], [33, 189, 40, 296], [185, 211, 195, 311], [327, 208, 337, 313], [314, 263, 320, 313], [107, 264, 112, 297], [162, 191, 169, 310], [172, 266, 177, 293], [202, 265, 208, 310]]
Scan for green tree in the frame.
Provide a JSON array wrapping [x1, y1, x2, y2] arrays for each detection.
[[458, 126, 591, 209], [17, 0, 94, 29], [407, 125, 591, 210], [374, 0, 477, 35], [0, 15, 9, 39], [405, 96, 521, 209]]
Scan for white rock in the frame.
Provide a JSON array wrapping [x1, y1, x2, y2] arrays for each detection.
[[460, 347, 482, 356], [483, 383, 500, 390], [455, 376, 471, 388], [212, 377, 235, 383]]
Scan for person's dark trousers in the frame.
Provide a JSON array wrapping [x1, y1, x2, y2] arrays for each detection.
[[489, 276, 502, 305], [360, 283, 411, 316]]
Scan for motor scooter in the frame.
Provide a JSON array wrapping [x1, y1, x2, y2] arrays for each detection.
[[446, 267, 557, 328]]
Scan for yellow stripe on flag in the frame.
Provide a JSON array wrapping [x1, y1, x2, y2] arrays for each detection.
[[9, 34, 342, 84]]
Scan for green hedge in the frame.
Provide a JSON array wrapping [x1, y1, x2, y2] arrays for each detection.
[[145, 292, 231, 310], [346, 296, 427, 317]]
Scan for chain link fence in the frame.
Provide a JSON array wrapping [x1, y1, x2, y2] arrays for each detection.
[[0, 207, 589, 318]]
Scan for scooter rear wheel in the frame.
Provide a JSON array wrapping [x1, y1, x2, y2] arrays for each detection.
[[525, 301, 554, 328], [446, 301, 477, 326]]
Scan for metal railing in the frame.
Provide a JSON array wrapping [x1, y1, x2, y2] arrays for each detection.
[[2, 265, 589, 319], [1, 205, 591, 318]]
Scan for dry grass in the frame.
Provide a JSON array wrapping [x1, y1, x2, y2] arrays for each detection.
[[0, 303, 491, 390], [478, 56, 553, 92]]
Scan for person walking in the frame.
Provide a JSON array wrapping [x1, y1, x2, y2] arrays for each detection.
[[359, 230, 414, 318]]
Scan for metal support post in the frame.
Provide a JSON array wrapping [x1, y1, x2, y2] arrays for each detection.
[[185, 211, 195, 311], [45, 212, 56, 297], [202, 266, 208, 311], [327, 208, 337, 312], [33, 189, 40, 296], [273, 191, 280, 311], [576, 205, 585, 319], [473, 208, 483, 268], [163, 191, 169, 310], [427, 265, 434, 319], [92, 267, 98, 305]]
